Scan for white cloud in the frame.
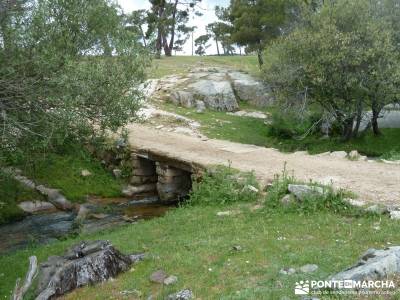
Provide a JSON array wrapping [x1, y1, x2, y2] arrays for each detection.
[[117, 0, 229, 55]]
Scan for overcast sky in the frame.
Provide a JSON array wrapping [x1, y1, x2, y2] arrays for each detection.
[[117, 0, 229, 55]]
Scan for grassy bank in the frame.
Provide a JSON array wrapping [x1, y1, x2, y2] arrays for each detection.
[[1, 170, 400, 299], [148, 55, 260, 79], [161, 103, 400, 159], [0, 173, 44, 225], [0, 144, 124, 224]]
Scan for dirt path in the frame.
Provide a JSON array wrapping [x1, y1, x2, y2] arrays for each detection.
[[127, 124, 400, 205]]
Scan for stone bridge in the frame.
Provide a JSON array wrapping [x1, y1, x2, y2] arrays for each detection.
[[122, 149, 199, 203], [122, 123, 400, 205]]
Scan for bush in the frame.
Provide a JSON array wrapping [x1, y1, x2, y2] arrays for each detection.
[[263, 0, 400, 140], [0, 0, 149, 162], [267, 110, 321, 139], [187, 166, 259, 206], [264, 169, 366, 217]]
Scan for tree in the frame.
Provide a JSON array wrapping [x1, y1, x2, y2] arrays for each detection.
[[148, 0, 201, 57], [228, 0, 299, 67], [194, 34, 210, 55], [263, 0, 400, 140], [127, 10, 149, 47], [0, 0, 149, 161]]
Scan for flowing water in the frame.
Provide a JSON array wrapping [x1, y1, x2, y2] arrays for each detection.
[[0, 196, 174, 254]]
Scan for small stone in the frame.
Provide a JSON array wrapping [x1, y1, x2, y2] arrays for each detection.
[[90, 213, 108, 220], [232, 245, 242, 251], [330, 151, 348, 159], [81, 169, 92, 177], [217, 211, 231, 217], [344, 198, 366, 207], [348, 150, 360, 160], [155, 125, 164, 129], [300, 264, 318, 273], [279, 268, 296, 275], [167, 289, 193, 300], [288, 184, 324, 201], [163, 275, 178, 285], [365, 204, 388, 214], [112, 168, 122, 178], [390, 211, 400, 220], [149, 270, 168, 284], [280, 194, 294, 206], [243, 185, 259, 193], [250, 204, 263, 211]]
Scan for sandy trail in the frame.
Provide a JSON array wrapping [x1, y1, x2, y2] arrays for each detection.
[[126, 124, 400, 205]]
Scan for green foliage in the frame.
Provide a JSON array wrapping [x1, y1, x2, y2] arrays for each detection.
[[264, 170, 366, 217], [0, 0, 148, 162], [263, 0, 400, 139], [194, 34, 211, 56], [229, 0, 301, 65], [267, 110, 319, 139], [14, 141, 123, 202], [187, 166, 259, 206], [162, 102, 400, 158]]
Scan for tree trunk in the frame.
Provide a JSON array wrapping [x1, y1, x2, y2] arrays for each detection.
[[257, 48, 264, 68], [155, 3, 165, 59], [167, 0, 179, 56], [162, 34, 171, 56], [342, 116, 355, 141], [372, 107, 381, 136], [155, 29, 162, 59], [353, 99, 363, 138], [139, 26, 147, 47], [215, 38, 220, 55]]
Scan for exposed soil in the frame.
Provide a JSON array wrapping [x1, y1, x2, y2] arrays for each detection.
[[126, 123, 400, 205]]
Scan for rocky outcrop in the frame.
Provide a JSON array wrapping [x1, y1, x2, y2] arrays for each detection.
[[329, 247, 400, 282], [228, 71, 273, 107], [142, 67, 273, 111], [187, 80, 239, 111], [36, 240, 144, 300]]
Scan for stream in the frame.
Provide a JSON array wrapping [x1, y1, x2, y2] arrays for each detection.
[[0, 196, 174, 255]]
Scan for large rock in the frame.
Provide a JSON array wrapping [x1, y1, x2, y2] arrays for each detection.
[[329, 247, 400, 282], [36, 240, 143, 300], [18, 201, 57, 214], [229, 71, 273, 107], [188, 80, 239, 111], [288, 184, 325, 201], [35, 185, 73, 211], [170, 91, 195, 108], [122, 183, 157, 196]]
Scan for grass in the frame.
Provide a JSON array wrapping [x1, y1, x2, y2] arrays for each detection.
[[0, 173, 44, 225], [4, 142, 125, 204], [1, 201, 400, 299], [161, 103, 400, 158], [1, 170, 400, 299], [147, 55, 260, 79]]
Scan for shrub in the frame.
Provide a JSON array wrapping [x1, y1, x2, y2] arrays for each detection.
[[263, 0, 400, 140], [264, 169, 366, 217], [267, 110, 321, 139], [187, 166, 259, 206]]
